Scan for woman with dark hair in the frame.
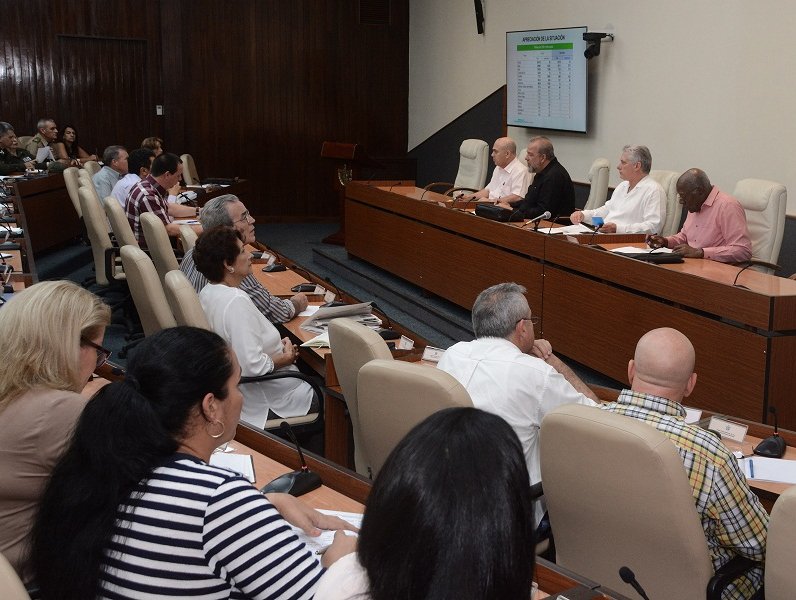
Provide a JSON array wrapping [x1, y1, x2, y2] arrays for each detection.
[[316, 407, 537, 600], [193, 227, 315, 427], [52, 125, 97, 166], [30, 326, 355, 600]]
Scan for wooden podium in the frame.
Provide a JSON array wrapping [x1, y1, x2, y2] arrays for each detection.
[[320, 141, 383, 245]]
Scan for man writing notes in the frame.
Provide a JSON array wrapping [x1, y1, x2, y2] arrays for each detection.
[[438, 282, 598, 531], [571, 145, 665, 233], [646, 168, 752, 263], [601, 328, 767, 599], [498, 136, 575, 220], [461, 137, 530, 205]]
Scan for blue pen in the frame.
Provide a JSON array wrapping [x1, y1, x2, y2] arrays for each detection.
[[748, 459, 755, 479]]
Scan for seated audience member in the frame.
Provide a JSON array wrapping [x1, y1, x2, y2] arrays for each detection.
[[437, 282, 598, 530], [181, 194, 307, 322], [0, 122, 36, 174], [52, 124, 97, 166], [110, 147, 155, 208], [141, 135, 164, 156], [92, 145, 129, 200], [125, 152, 199, 247], [646, 168, 752, 263], [0, 281, 110, 581], [316, 407, 536, 600], [601, 327, 767, 599], [460, 137, 530, 205], [571, 145, 666, 233], [194, 227, 316, 425], [24, 117, 65, 171], [499, 136, 575, 220], [30, 327, 355, 599]]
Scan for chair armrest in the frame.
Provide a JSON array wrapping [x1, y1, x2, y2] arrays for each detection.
[[445, 186, 478, 197], [529, 481, 544, 500], [239, 371, 325, 420], [422, 182, 454, 194], [706, 555, 761, 600]]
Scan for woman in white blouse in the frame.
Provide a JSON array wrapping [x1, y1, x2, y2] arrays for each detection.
[[193, 226, 315, 427]]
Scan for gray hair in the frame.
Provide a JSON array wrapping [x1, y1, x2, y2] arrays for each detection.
[[0, 122, 14, 136], [622, 145, 652, 173], [200, 194, 241, 229], [102, 145, 126, 165], [529, 136, 555, 160], [472, 282, 530, 339], [36, 118, 54, 130]]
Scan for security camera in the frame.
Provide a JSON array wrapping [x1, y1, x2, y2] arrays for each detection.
[[583, 32, 614, 60]]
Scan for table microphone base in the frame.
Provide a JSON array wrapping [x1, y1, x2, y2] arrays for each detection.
[[260, 470, 322, 497]]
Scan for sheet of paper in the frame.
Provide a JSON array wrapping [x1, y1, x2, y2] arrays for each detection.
[[209, 452, 255, 482], [35, 147, 54, 162], [610, 246, 672, 255], [300, 332, 330, 348], [545, 223, 594, 235], [740, 456, 796, 483], [289, 510, 363, 558], [298, 305, 321, 317]]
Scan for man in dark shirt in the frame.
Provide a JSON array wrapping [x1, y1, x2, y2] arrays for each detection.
[[0, 122, 35, 175], [499, 136, 575, 220]]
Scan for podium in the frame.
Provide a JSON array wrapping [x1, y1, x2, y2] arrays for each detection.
[[320, 141, 383, 245]]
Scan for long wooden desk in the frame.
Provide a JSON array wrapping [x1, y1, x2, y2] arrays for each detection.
[[344, 182, 796, 429]]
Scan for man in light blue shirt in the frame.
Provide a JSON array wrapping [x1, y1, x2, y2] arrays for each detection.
[[92, 145, 128, 200]]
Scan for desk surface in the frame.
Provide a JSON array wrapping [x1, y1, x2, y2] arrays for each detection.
[[344, 182, 796, 429]]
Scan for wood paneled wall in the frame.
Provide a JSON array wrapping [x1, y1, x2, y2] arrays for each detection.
[[1, 0, 409, 219]]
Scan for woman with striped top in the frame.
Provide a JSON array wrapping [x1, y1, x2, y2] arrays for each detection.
[[30, 326, 356, 599]]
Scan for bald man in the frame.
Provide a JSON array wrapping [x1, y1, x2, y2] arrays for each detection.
[[461, 137, 530, 205], [646, 168, 751, 263], [601, 328, 767, 599], [499, 136, 575, 220]]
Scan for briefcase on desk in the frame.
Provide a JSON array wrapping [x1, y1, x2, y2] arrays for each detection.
[[475, 203, 524, 222]]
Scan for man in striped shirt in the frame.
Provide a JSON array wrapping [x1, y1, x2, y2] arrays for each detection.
[[601, 328, 768, 599], [180, 194, 308, 322]]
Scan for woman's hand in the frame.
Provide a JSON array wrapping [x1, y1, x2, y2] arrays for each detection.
[[271, 338, 299, 369], [265, 492, 359, 536], [321, 530, 358, 568]]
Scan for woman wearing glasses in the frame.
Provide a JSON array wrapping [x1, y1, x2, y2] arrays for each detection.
[[0, 280, 110, 581]]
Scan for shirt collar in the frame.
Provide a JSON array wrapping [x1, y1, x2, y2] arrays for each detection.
[[616, 389, 687, 418], [701, 185, 720, 208]]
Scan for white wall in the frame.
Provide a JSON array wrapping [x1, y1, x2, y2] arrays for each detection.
[[409, 0, 796, 213]]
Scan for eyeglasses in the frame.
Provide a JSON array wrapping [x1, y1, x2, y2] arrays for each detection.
[[81, 336, 112, 370], [516, 316, 540, 326], [232, 210, 252, 225]]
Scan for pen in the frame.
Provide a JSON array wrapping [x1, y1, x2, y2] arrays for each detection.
[[315, 545, 330, 556], [748, 459, 755, 479]]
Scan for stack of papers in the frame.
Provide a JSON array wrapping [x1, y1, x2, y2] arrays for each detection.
[[300, 302, 381, 335], [740, 456, 796, 484]]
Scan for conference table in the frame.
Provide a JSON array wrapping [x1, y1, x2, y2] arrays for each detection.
[[344, 182, 796, 430]]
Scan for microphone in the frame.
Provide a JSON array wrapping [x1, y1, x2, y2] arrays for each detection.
[[260, 422, 322, 497], [530, 210, 551, 232], [370, 301, 401, 340], [732, 259, 782, 289], [322, 276, 347, 307], [619, 566, 650, 600], [754, 406, 787, 458], [388, 181, 402, 192]]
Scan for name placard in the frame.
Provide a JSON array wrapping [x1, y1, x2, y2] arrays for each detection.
[[707, 416, 748, 443]]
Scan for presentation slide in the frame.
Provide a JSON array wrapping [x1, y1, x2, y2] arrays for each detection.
[[506, 27, 588, 133]]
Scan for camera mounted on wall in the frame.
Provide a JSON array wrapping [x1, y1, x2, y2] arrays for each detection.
[[583, 32, 614, 59]]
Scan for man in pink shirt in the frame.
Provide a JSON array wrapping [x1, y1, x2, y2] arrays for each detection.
[[647, 168, 751, 263]]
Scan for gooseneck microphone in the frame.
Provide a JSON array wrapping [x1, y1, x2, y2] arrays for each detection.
[[260, 422, 322, 497], [732, 259, 781, 289], [754, 406, 787, 458], [322, 277, 347, 307], [619, 566, 650, 600]]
